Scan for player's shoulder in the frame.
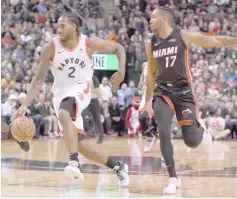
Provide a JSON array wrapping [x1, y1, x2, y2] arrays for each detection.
[[40, 40, 55, 60]]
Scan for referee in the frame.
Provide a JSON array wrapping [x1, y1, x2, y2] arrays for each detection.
[[89, 75, 105, 143]]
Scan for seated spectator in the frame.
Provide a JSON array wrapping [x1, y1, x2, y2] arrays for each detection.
[[109, 96, 123, 136], [206, 107, 234, 140], [2, 94, 17, 124], [36, 94, 58, 138]]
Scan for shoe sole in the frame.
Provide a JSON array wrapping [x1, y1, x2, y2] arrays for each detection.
[[163, 184, 181, 194], [64, 166, 84, 181]]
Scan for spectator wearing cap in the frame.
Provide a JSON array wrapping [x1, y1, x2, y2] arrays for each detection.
[[2, 94, 17, 118]]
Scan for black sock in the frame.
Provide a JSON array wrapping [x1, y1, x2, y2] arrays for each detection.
[[166, 162, 177, 178], [147, 132, 154, 138], [70, 152, 79, 162], [105, 158, 120, 169]]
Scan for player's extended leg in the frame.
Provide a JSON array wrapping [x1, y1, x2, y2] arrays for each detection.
[[153, 97, 181, 194], [58, 97, 129, 186], [177, 102, 205, 148], [139, 111, 157, 152]]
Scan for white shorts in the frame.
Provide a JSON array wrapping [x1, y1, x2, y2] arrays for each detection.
[[52, 81, 91, 133]]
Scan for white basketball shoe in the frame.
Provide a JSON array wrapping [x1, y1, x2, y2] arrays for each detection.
[[113, 163, 130, 186], [163, 177, 181, 194], [144, 135, 156, 152], [64, 161, 84, 181]]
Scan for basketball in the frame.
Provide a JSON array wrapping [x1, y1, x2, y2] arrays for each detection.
[[11, 116, 36, 141]]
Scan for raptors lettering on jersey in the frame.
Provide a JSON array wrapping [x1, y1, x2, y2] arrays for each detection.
[[51, 34, 93, 91]]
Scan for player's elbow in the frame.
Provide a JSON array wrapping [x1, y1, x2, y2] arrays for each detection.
[[114, 43, 125, 54]]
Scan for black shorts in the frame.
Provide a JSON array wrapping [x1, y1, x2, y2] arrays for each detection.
[[153, 84, 199, 128], [59, 97, 85, 141]]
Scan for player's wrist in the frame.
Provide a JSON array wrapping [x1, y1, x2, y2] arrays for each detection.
[[118, 69, 125, 75], [21, 104, 28, 110]]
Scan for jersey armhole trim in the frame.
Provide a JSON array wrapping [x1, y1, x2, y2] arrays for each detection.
[[51, 40, 55, 62], [179, 29, 188, 49], [85, 36, 92, 60]]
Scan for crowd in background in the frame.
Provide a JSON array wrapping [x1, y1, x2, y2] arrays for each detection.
[[1, 0, 237, 140]]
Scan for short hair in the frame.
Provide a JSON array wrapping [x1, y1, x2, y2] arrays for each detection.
[[157, 6, 175, 24], [61, 12, 80, 33]]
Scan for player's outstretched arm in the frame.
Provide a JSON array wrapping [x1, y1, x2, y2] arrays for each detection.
[[12, 42, 53, 120], [181, 30, 237, 47], [145, 40, 157, 103], [87, 37, 126, 73], [87, 37, 126, 91], [138, 68, 144, 91], [22, 43, 53, 107]]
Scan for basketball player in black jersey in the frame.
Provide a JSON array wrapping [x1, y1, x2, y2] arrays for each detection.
[[140, 7, 237, 194]]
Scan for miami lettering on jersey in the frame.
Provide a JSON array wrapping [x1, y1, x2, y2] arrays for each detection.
[[153, 46, 178, 58]]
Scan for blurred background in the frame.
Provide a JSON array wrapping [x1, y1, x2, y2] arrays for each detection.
[[1, 0, 237, 141]]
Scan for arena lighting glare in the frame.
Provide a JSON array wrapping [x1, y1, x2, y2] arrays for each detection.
[[92, 54, 119, 71]]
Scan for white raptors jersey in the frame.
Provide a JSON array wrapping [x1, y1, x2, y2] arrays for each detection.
[[51, 34, 93, 92]]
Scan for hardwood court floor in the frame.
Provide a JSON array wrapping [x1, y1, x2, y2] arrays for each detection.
[[1, 137, 237, 198]]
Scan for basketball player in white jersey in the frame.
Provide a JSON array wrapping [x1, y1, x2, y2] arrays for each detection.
[[12, 13, 129, 186], [138, 62, 157, 152]]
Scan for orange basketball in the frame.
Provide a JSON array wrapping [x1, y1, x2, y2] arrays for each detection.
[[11, 116, 36, 141]]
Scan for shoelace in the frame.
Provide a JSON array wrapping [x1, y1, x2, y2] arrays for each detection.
[[113, 166, 124, 181], [147, 137, 153, 145], [116, 170, 124, 181]]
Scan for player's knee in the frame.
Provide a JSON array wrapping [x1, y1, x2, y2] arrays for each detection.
[[78, 138, 87, 151], [58, 109, 71, 123], [182, 126, 202, 148], [158, 125, 171, 139]]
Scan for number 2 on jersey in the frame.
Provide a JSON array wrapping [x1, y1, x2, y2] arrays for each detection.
[[165, 56, 177, 68], [68, 67, 75, 78]]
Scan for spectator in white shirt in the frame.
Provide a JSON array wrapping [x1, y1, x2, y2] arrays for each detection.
[[99, 77, 112, 102], [2, 94, 17, 117]]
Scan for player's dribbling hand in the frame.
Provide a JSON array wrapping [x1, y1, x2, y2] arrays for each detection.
[[139, 101, 153, 119], [109, 70, 125, 92], [11, 105, 28, 122]]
